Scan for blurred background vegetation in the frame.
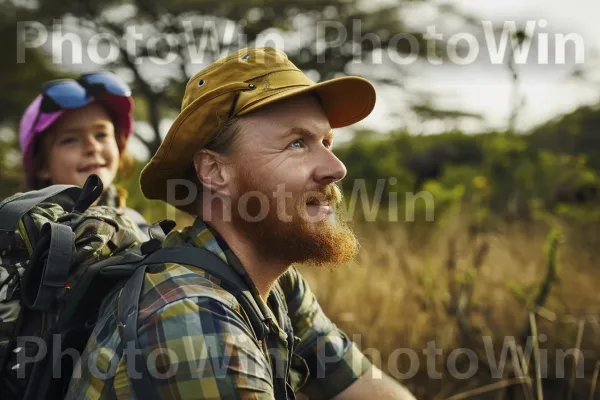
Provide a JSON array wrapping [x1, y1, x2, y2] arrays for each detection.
[[2, 0, 600, 398]]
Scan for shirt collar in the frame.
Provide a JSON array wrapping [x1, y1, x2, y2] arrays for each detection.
[[96, 184, 126, 208], [170, 217, 288, 337]]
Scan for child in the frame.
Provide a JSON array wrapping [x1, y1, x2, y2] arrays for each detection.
[[18, 71, 149, 235]]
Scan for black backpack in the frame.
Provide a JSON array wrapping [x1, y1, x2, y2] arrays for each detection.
[[0, 174, 288, 400]]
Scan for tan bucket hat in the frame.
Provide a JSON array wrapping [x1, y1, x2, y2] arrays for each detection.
[[140, 46, 376, 205]]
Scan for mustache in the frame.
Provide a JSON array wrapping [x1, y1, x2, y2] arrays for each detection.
[[300, 184, 342, 206]]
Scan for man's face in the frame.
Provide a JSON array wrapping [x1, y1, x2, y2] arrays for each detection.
[[226, 93, 359, 268]]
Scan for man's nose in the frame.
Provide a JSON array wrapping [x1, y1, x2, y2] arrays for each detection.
[[313, 147, 347, 185]]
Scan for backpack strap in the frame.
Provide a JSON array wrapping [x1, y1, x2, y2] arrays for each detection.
[[117, 246, 281, 399], [71, 174, 103, 213], [0, 173, 105, 234], [0, 185, 80, 233], [21, 222, 74, 311], [125, 246, 271, 340], [117, 262, 161, 400]]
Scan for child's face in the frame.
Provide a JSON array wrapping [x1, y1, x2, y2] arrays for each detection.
[[37, 103, 121, 190]]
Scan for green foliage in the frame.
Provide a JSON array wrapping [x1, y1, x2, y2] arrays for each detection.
[[0, 3, 64, 128], [506, 228, 561, 311], [0, 131, 26, 200], [330, 121, 600, 234], [336, 132, 414, 201], [529, 105, 600, 171]]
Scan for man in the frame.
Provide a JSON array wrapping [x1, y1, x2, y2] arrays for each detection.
[[67, 47, 415, 399]]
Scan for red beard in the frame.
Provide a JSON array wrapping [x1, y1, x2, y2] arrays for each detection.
[[229, 165, 359, 268]]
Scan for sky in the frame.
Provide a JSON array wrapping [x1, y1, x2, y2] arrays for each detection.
[[30, 0, 600, 155], [354, 0, 600, 135]]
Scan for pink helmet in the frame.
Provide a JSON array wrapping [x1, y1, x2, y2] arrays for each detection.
[[19, 72, 134, 189]]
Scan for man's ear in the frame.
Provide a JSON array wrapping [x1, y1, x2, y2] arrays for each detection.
[[193, 149, 233, 196]]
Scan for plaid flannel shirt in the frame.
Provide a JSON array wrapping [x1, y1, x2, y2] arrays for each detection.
[[66, 218, 371, 399]]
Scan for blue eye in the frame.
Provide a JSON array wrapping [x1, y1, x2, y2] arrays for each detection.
[[289, 139, 304, 149]]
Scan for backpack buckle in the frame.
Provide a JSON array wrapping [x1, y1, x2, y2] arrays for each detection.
[[140, 238, 162, 255]]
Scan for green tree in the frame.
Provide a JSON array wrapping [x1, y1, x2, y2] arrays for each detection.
[[15, 0, 468, 157], [0, 2, 64, 197]]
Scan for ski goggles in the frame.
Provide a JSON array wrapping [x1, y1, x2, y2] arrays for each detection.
[[26, 71, 134, 141], [37, 71, 132, 114]]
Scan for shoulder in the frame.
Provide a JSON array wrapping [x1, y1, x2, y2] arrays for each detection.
[[137, 262, 240, 323], [134, 262, 267, 358]]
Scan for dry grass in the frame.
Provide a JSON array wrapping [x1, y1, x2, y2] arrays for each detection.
[[297, 216, 600, 399]]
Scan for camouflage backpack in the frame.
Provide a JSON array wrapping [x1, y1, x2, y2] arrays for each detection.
[[0, 174, 169, 400], [0, 174, 285, 400]]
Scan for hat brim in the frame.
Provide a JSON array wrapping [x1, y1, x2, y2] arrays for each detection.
[[237, 75, 376, 128], [140, 75, 376, 204]]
